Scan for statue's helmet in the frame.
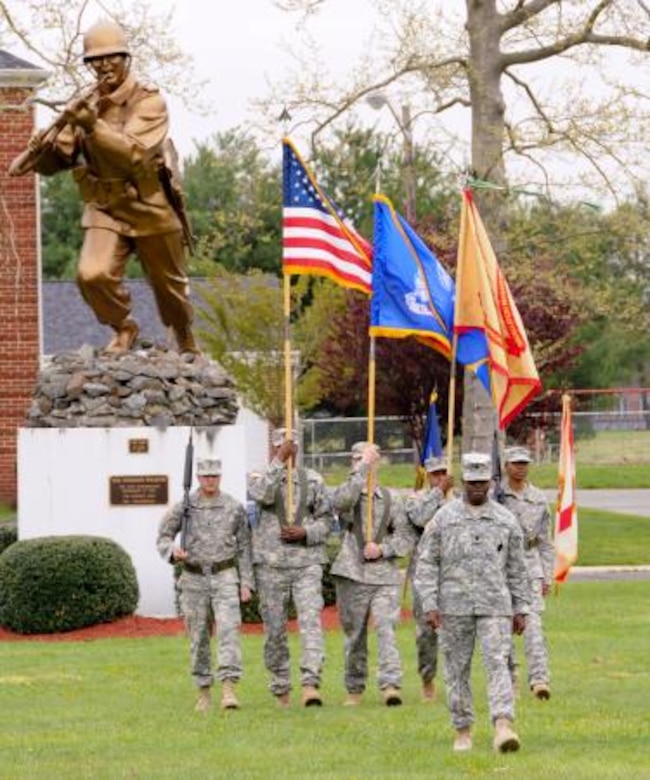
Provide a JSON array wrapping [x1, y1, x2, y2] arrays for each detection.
[[82, 20, 130, 61]]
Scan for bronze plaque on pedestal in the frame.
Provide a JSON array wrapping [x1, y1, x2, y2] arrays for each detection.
[[110, 475, 168, 506], [128, 438, 150, 454]]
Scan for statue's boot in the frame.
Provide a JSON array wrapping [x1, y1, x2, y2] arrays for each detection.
[[105, 319, 139, 354]]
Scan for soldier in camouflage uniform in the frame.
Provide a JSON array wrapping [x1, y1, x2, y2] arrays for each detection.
[[414, 452, 530, 753], [157, 458, 253, 713], [331, 442, 413, 707], [247, 428, 333, 707], [404, 455, 454, 702], [501, 446, 554, 700]]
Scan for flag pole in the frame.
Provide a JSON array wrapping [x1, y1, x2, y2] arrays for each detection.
[[446, 190, 468, 476], [366, 336, 377, 541], [281, 130, 294, 525], [283, 256, 295, 524], [364, 160, 383, 542]]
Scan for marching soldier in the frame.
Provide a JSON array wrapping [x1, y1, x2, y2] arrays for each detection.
[[10, 19, 197, 354], [414, 452, 530, 753], [404, 455, 454, 701], [330, 442, 413, 707], [157, 458, 253, 712], [247, 429, 333, 707], [501, 446, 554, 700]]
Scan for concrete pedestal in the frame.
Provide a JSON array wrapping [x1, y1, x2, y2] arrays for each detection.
[[17, 424, 250, 616]]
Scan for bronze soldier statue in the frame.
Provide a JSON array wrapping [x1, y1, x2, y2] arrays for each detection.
[[9, 19, 198, 355]]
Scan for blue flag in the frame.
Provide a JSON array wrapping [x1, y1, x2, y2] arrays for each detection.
[[421, 390, 443, 465], [370, 195, 454, 359]]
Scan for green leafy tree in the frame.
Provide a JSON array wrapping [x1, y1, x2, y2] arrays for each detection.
[[183, 131, 282, 274], [40, 172, 82, 279], [196, 266, 286, 425]]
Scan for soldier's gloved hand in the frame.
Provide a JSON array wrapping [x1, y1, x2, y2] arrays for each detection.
[[276, 440, 298, 464], [63, 99, 97, 132], [513, 614, 526, 635], [280, 526, 307, 543], [425, 610, 442, 629], [240, 585, 252, 604], [171, 546, 188, 562], [363, 542, 382, 560]]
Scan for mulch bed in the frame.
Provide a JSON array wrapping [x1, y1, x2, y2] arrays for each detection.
[[0, 607, 413, 642], [0, 605, 343, 642]]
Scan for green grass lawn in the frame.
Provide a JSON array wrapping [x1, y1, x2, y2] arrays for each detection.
[[0, 504, 15, 522], [0, 580, 648, 779], [579, 508, 650, 566], [322, 461, 650, 490]]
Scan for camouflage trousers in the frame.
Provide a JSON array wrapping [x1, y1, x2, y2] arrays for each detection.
[[179, 568, 242, 689], [335, 577, 402, 693], [509, 579, 550, 687], [440, 615, 514, 730], [255, 563, 325, 695], [412, 582, 438, 683]]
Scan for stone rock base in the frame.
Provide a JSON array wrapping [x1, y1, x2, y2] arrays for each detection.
[[27, 344, 238, 428]]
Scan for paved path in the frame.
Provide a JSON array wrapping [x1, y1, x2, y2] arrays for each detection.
[[570, 565, 650, 582], [543, 489, 650, 517]]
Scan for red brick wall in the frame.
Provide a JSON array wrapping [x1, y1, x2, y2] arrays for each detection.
[[0, 86, 41, 505]]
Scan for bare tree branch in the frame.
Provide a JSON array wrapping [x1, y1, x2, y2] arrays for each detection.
[[500, 0, 560, 34], [502, 1, 649, 67]]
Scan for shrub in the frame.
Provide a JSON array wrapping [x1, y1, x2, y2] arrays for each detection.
[[0, 520, 17, 555], [0, 535, 139, 634]]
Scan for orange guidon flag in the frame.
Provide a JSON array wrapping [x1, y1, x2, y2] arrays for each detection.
[[554, 393, 578, 582], [455, 189, 541, 428]]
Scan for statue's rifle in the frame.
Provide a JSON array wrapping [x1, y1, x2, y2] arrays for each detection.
[[8, 80, 104, 177]]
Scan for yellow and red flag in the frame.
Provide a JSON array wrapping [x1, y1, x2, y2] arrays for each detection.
[[455, 189, 541, 428], [554, 393, 578, 582]]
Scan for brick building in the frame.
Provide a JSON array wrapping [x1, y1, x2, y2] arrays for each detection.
[[0, 51, 48, 505]]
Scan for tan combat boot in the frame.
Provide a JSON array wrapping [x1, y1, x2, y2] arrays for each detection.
[[343, 692, 362, 707], [276, 692, 290, 708], [493, 717, 520, 753], [382, 686, 402, 707], [453, 727, 472, 752], [532, 682, 551, 700], [422, 679, 436, 702], [195, 686, 211, 713], [105, 319, 139, 354], [221, 680, 240, 710], [301, 685, 323, 707]]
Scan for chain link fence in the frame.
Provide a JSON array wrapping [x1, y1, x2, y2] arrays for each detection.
[[300, 410, 650, 469]]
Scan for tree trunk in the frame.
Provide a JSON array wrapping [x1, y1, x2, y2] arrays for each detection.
[[461, 0, 507, 455]]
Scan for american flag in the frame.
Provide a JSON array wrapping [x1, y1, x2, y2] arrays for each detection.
[[282, 139, 372, 294]]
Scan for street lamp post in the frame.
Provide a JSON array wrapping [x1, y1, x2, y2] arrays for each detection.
[[366, 93, 416, 222]]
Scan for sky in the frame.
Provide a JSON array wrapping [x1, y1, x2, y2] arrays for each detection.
[[4, 0, 645, 203], [151, 0, 381, 159]]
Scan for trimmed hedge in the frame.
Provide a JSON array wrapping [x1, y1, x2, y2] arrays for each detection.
[[0, 520, 17, 555], [0, 535, 139, 634]]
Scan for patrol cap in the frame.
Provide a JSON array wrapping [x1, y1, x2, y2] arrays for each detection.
[[271, 428, 298, 447], [424, 455, 447, 473], [504, 446, 532, 464], [461, 452, 492, 482], [197, 458, 222, 476], [351, 441, 370, 460]]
